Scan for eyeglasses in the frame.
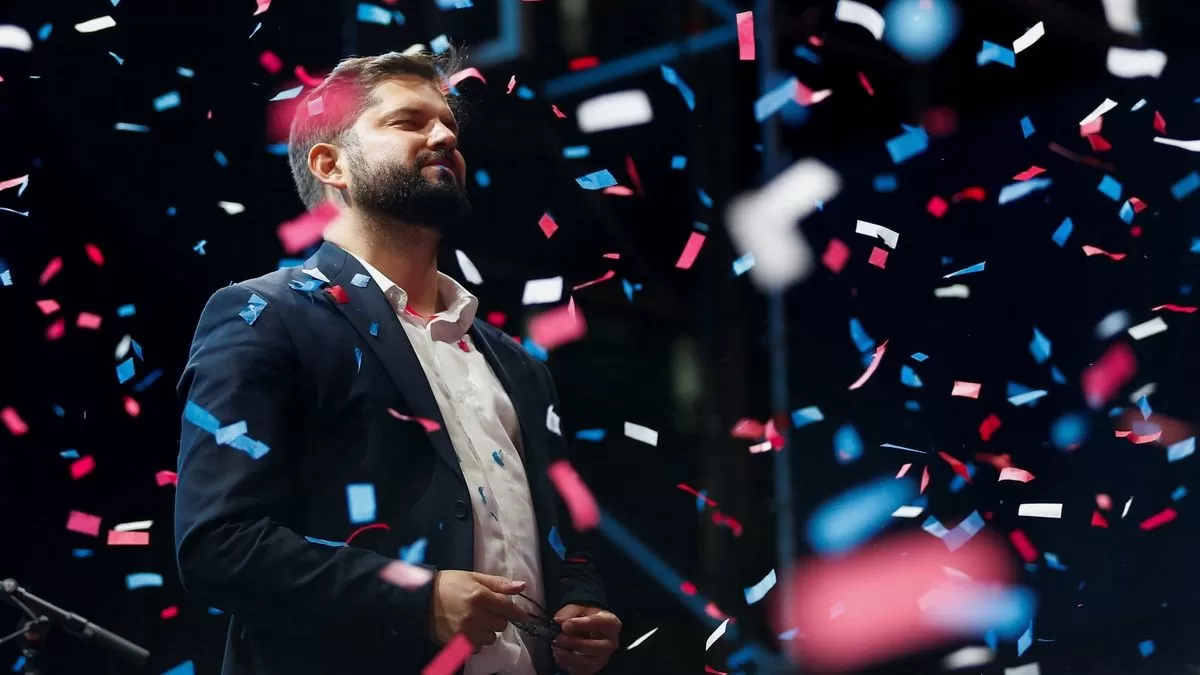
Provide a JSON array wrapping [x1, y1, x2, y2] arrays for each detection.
[[509, 592, 563, 641]]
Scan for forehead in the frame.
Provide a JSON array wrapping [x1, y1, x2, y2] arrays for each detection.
[[363, 76, 454, 120]]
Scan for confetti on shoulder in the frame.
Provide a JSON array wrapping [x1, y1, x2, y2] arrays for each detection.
[[388, 408, 441, 432]]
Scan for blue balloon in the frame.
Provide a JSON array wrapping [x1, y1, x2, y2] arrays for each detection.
[[884, 0, 960, 63]]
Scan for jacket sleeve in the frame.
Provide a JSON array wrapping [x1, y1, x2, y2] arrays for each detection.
[[531, 358, 610, 612], [174, 283, 435, 637]]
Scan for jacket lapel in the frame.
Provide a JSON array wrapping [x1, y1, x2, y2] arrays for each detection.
[[305, 242, 466, 487]]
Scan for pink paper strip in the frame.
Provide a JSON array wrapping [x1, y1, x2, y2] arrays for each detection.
[[547, 460, 600, 531], [277, 202, 338, 254], [675, 232, 706, 269], [422, 634, 473, 675], [998, 466, 1035, 483], [849, 340, 887, 390], [67, 510, 102, 537], [951, 381, 981, 399], [108, 530, 150, 546], [736, 12, 755, 60]]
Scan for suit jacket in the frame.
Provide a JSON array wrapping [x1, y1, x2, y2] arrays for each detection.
[[174, 241, 607, 675]]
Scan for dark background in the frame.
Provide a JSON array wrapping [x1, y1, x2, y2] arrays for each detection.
[[3, 0, 1200, 673]]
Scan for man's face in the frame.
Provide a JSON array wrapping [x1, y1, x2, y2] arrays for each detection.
[[343, 75, 471, 234]]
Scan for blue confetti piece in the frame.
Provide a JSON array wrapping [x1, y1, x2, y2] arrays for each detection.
[[164, 660, 195, 675], [833, 424, 863, 464], [977, 40, 1016, 67], [1172, 486, 1188, 501], [563, 145, 591, 158], [660, 65, 695, 110], [575, 169, 617, 190], [72, 548, 93, 557], [357, 2, 392, 24], [849, 318, 875, 353], [436, 0, 472, 8], [305, 536, 346, 547], [1168, 437, 1194, 462], [474, 169, 491, 187], [1171, 171, 1200, 200], [1050, 365, 1066, 384], [905, 400, 920, 411], [998, 178, 1052, 204], [516, 86, 535, 100], [901, 365, 923, 388], [754, 76, 799, 123], [117, 303, 136, 317], [522, 338, 548, 361], [350, 273, 370, 288], [698, 189, 713, 208], [134, 368, 164, 392], [1139, 639, 1155, 658], [778, 628, 798, 641], [266, 143, 288, 156], [269, 85, 304, 102], [153, 91, 181, 112], [943, 511, 986, 552], [130, 339, 144, 361], [695, 490, 708, 512], [873, 174, 898, 192], [346, 484, 377, 523], [430, 34, 450, 54], [694, 221, 709, 232], [491, 449, 505, 466], [369, 321, 379, 337], [791, 406, 824, 428], [743, 569, 777, 605], [110, 51, 124, 64], [215, 421, 248, 446], [1008, 382, 1048, 406], [807, 476, 914, 555], [126, 573, 163, 590], [289, 277, 324, 294], [214, 150, 228, 167], [793, 45, 821, 63], [1097, 175, 1122, 201], [354, 346, 363, 372], [477, 486, 487, 504], [400, 537, 427, 564], [1052, 217, 1073, 247], [1030, 327, 1051, 364], [922, 516, 950, 538], [671, 155, 687, 169], [38, 23, 53, 41], [732, 252, 756, 276], [944, 261, 985, 278], [1020, 116, 1034, 137], [949, 463, 976, 493], [549, 526, 566, 560], [911, 352, 929, 362], [116, 358, 135, 384], [1119, 200, 1135, 224], [1044, 552, 1068, 571], [168, 207, 178, 217], [52, 405, 64, 417], [575, 429, 607, 441], [177, 66, 194, 78], [229, 434, 270, 459], [1017, 621, 1033, 656], [1051, 412, 1089, 450], [61, 449, 78, 458], [239, 293, 268, 325], [207, 607, 224, 615], [115, 122, 150, 133], [886, 126, 928, 164], [1137, 395, 1152, 419], [621, 278, 642, 301]]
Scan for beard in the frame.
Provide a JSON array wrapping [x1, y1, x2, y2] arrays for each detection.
[[345, 144, 472, 238]]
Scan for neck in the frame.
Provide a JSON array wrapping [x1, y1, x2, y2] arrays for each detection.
[[325, 210, 442, 316]]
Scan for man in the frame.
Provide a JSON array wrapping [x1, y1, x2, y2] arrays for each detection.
[[174, 49, 621, 675]]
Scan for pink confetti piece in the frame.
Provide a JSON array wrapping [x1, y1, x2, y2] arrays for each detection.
[[1082, 244, 1126, 260], [67, 510, 102, 537], [124, 396, 141, 417], [528, 303, 587, 350], [926, 195, 948, 218], [1153, 110, 1166, 134], [387, 408, 441, 433], [952, 186, 986, 202], [1009, 529, 1038, 562], [485, 311, 506, 327], [938, 452, 971, 482], [2, 407, 29, 436], [1080, 116, 1103, 136], [999, 467, 1035, 483], [547, 459, 600, 531], [765, 418, 784, 450], [422, 633, 472, 675], [70, 455, 95, 479], [677, 484, 719, 508], [259, 50, 283, 73], [506, 75, 516, 94], [731, 418, 765, 439], [1140, 507, 1177, 530], [1082, 341, 1136, 409], [602, 252, 620, 259], [0, 174, 28, 192], [161, 606, 179, 619], [920, 466, 930, 493], [108, 530, 150, 546], [822, 238, 850, 273], [1091, 511, 1109, 528], [84, 243, 104, 266], [156, 470, 178, 486], [447, 67, 486, 88], [896, 462, 912, 478], [551, 104, 567, 118], [254, 0, 271, 15], [951, 381, 981, 399], [1129, 196, 1148, 212], [849, 340, 887, 390], [736, 11, 755, 60], [36, 299, 59, 315], [1153, 304, 1196, 313], [294, 65, 323, 87], [1087, 134, 1112, 152], [857, 71, 874, 96], [1012, 166, 1045, 181], [602, 185, 634, 196], [978, 414, 1001, 441], [46, 318, 65, 341], [77, 312, 102, 329], [1096, 494, 1112, 510], [625, 154, 644, 196], [572, 269, 615, 291], [867, 246, 888, 269], [277, 201, 338, 254], [379, 560, 434, 589], [40, 256, 62, 285], [675, 232, 706, 269]]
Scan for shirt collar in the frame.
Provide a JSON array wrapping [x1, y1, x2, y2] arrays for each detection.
[[346, 250, 478, 340]]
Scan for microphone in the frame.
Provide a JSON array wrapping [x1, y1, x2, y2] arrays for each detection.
[[1, 578, 149, 665]]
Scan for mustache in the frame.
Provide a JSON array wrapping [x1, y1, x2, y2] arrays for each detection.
[[415, 149, 456, 169]]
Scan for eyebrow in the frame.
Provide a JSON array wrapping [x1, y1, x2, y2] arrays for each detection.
[[379, 105, 458, 131]]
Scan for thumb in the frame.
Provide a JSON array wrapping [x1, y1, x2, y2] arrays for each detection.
[[553, 604, 586, 624], [470, 572, 527, 595]]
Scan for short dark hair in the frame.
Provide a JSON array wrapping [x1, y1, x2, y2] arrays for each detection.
[[287, 48, 466, 210]]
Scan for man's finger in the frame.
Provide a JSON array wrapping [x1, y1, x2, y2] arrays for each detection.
[[564, 613, 621, 637], [552, 644, 602, 675], [470, 572, 527, 595], [553, 635, 612, 656]]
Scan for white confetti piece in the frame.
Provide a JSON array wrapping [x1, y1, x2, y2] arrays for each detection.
[[854, 220, 899, 249], [1128, 382, 1156, 403], [545, 405, 561, 436], [577, 90, 653, 133], [744, 569, 776, 605], [0, 25, 34, 52], [891, 505, 924, 518], [75, 16, 117, 33], [835, 0, 884, 40], [522, 276, 563, 305], [1005, 662, 1040, 675], [705, 619, 729, 651], [943, 646, 995, 670], [115, 335, 132, 360], [1127, 316, 1167, 340], [1012, 21, 1044, 54], [455, 250, 483, 285], [624, 422, 658, 446], [269, 85, 304, 102], [1018, 503, 1062, 519], [1101, 0, 1140, 34], [301, 267, 330, 283], [1122, 497, 1133, 518], [1079, 98, 1117, 126], [217, 201, 245, 215], [626, 627, 658, 650], [934, 284, 970, 298], [1107, 47, 1167, 79], [1153, 136, 1200, 152], [113, 520, 153, 531]]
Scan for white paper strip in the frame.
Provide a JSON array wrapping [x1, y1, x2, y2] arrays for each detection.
[[301, 267, 330, 283], [1012, 22, 1045, 53], [217, 200, 246, 215], [76, 16, 117, 33], [0, 25, 34, 52], [705, 619, 729, 651], [1122, 497, 1133, 518], [522, 276, 563, 305], [855, 220, 899, 248], [944, 646, 995, 670], [836, 0, 884, 40], [1153, 136, 1200, 152], [626, 627, 658, 650], [1101, 0, 1140, 34], [1127, 316, 1168, 340], [892, 505, 924, 518], [577, 90, 654, 133], [1129, 383, 1156, 403], [1108, 47, 1167, 79], [114, 520, 153, 531], [455, 250, 484, 285], [935, 284, 970, 298], [1079, 98, 1118, 126], [1018, 503, 1063, 519], [1005, 663, 1041, 675], [624, 422, 659, 446]]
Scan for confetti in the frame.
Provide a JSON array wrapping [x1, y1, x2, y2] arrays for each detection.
[[75, 16, 117, 33], [1139, 507, 1176, 530], [744, 569, 776, 605], [1012, 21, 1044, 53], [537, 212, 558, 238], [387, 408, 441, 432], [855, 220, 899, 248], [998, 178, 1052, 204], [836, 0, 885, 40], [821, 238, 850, 273], [1000, 467, 1035, 483], [624, 422, 659, 446], [849, 341, 888, 390], [0, 25, 33, 52], [806, 476, 915, 555], [125, 573, 163, 590], [346, 483, 377, 524], [577, 90, 653, 133], [67, 510, 102, 536], [736, 11, 755, 60], [1018, 503, 1063, 519], [422, 634, 472, 675], [1127, 317, 1167, 340], [943, 261, 985, 279], [627, 627, 659, 650], [674, 232, 706, 269], [547, 459, 600, 531], [575, 169, 618, 191], [887, 126, 929, 164], [277, 202, 337, 254], [1082, 342, 1137, 409], [522, 276, 564, 305], [528, 303, 587, 350], [108, 530, 149, 546], [952, 381, 982, 398]]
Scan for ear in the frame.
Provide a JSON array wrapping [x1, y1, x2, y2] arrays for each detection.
[[308, 143, 349, 192]]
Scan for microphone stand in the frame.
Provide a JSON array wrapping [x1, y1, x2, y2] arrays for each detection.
[[0, 578, 150, 673]]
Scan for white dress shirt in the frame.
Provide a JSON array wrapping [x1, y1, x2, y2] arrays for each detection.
[[348, 252, 544, 675]]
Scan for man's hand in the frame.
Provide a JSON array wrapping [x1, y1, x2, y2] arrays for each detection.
[[551, 604, 621, 675], [429, 571, 532, 651]]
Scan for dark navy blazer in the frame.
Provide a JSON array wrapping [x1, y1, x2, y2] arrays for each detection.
[[174, 241, 607, 675]]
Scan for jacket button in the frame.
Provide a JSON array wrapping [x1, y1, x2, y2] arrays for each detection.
[[454, 500, 468, 520]]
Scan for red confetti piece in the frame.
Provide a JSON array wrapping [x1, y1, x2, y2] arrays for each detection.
[[1009, 529, 1038, 563], [1080, 116, 1103, 136], [712, 511, 743, 537], [1153, 304, 1196, 313], [731, 418, 765, 439], [46, 318, 65, 341], [951, 381, 981, 398], [294, 65, 323, 87], [108, 530, 150, 546], [1012, 166, 1045, 181], [848, 340, 887, 390], [1153, 110, 1166, 134], [156, 470, 178, 486], [676, 484, 719, 508], [1048, 142, 1115, 171], [387, 408, 441, 432], [346, 522, 391, 545], [821, 237, 850, 273], [325, 285, 350, 304], [422, 633, 472, 675], [625, 154, 644, 196], [277, 202, 338, 254], [551, 104, 567, 119], [704, 602, 729, 620], [920, 466, 930, 494], [675, 232, 706, 269], [979, 414, 1001, 441], [1091, 511, 1109, 528], [448, 67, 486, 87], [896, 463, 912, 478], [161, 606, 179, 619], [952, 186, 986, 202], [528, 304, 587, 350], [868, 246, 888, 269], [40, 256, 62, 285], [926, 195, 948, 218], [736, 11, 755, 60], [1082, 341, 1136, 409], [67, 510, 102, 537], [1129, 196, 1148, 212], [568, 56, 599, 71], [2, 407, 29, 436], [506, 75, 516, 94], [572, 269, 615, 291], [680, 580, 698, 595], [77, 312, 102, 329], [1139, 507, 1177, 531], [70, 455, 95, 479], [0, 174, 28, 192], [124, 396, 141, 417], [1082, 245, 1126, 260], [485, 311, 506, 327], [84, 243, 104, 266], [705, 665, 727, 675], [1087, 134, 1112, 152], [765, 418, 784, 450], [975, 452, 1013, 469], [36, 299, 59, 315], [547, 459, 600, 531], [602, 185, 634, 196], [1096, 494, 1112, 511], [258, 50, 283, 73], [938, 451, 972, 482], [857, 71, 874, 96]]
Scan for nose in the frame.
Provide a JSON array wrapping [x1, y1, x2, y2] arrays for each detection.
[[428, 121, 458, 151]]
